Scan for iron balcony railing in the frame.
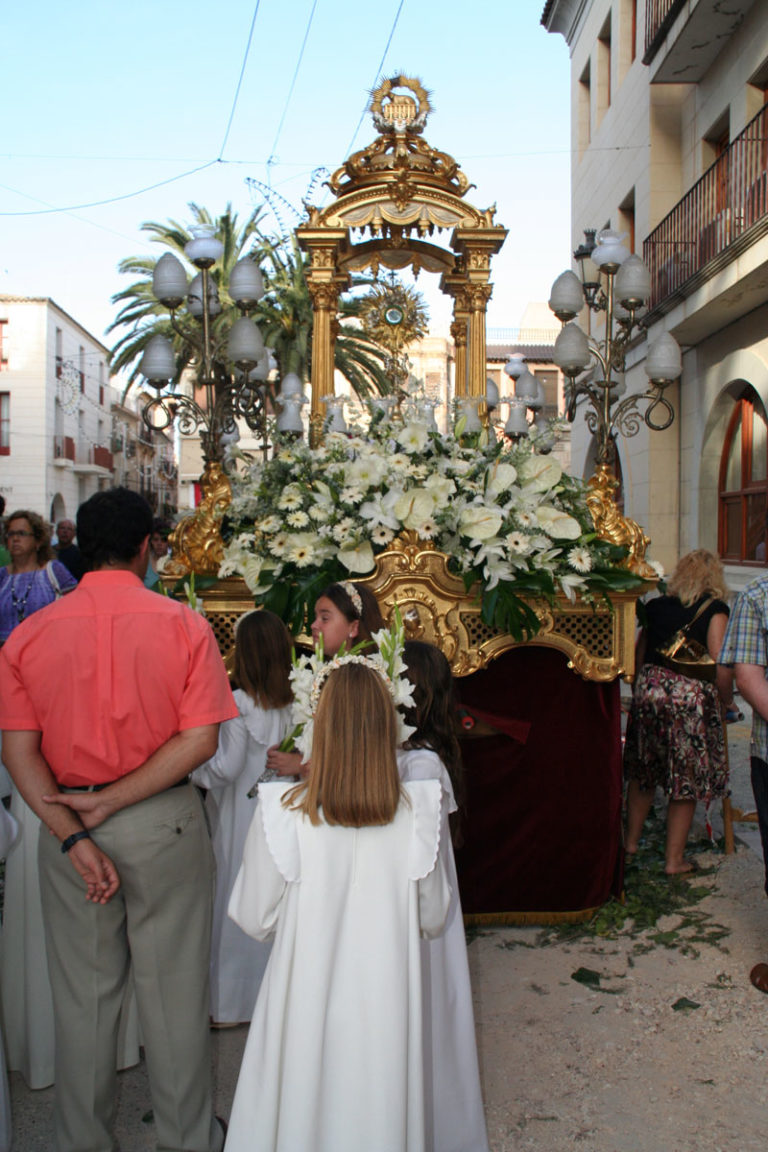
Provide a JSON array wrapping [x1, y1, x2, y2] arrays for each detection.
[[644, 0, 685, 63], [643, 103, 768, 308]]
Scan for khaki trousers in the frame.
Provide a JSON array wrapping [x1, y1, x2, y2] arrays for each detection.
[[38, 783, 223, 1152]]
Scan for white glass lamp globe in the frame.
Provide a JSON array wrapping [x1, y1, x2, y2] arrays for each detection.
[[553, 323, 591, 376], [153, 253, 188, 309], [504, 355, 525, 380], [227, 318, 265, 369], [280, 372, 304, 397], [591, 229, 630, 272], [485, 377, 500, 409], [614, 254, 651, 308], [139, 335, 175, 387], [646, 332, 682, 382], [548, 270, 585, 321], [229, 257, 265, 306], [276, 395, 305, 433], [184, 226, 224, 269], [187, 274, 221, 318], [514, 367, 539, 400], [504, 401, 530, 436]]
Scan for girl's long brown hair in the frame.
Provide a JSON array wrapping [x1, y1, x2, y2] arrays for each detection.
[[286, 662, 401, 826], [234, 610, 293, 709]]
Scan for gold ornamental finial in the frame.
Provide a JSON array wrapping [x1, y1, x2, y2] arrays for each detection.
[[370, 75, 431, 134]]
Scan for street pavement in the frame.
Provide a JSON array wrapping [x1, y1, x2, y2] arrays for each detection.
[[6, 695, 765, 1150]]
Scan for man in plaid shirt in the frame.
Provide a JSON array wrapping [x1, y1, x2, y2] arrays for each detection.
[[720, 574, 768, 992]]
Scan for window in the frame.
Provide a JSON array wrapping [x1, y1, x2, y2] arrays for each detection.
[[79, 345, 85, 394], [534, 370, 560, 420], [719, 388, 768, 564], [619, 188, 636, 254], [578, 61, 591, 155], [55, 327, 63, 379], [0, 319, 7, 369], [0, 392, 9, 455], [597, 15, 612, 122]]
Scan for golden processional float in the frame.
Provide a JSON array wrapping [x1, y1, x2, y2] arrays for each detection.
[[158, 77, 703, 920], [166, 75, 653, 685]]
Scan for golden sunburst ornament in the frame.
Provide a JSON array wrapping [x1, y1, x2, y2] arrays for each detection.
[[370, 75, 432, 135]]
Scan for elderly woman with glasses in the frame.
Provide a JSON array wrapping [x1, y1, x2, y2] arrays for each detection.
[[0, 510, 76, 645]]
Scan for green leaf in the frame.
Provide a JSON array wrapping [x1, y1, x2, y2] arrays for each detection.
[[571, 967, 602, 988], [671, 997, 700, 1013]]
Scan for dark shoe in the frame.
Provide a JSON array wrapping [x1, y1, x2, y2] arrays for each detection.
[[750, 963, 768, 993]]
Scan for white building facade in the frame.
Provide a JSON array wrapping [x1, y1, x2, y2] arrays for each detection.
[[543, 0, 768, 589], [0, 297, 118, 522]]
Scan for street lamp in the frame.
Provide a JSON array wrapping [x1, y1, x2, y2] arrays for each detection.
[[138, 226, 303, 464], [548, 227, 680, 468], [548, 228, 681, 578]]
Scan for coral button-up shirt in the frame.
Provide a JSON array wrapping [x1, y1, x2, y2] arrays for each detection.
[[0, 570, 237, 786]]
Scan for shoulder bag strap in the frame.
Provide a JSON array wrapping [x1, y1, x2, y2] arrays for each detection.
[[45, 560, 62, 597]]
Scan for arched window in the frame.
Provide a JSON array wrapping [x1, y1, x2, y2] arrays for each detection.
[[719, 387, 768, 564]]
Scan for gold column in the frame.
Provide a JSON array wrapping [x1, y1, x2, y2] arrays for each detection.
[[450, 297, 469, 397], [307, 281, 340, 445], [467, 284, 492, 398]]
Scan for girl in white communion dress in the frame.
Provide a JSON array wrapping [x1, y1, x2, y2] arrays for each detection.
[[224, 660, 451, 1152]]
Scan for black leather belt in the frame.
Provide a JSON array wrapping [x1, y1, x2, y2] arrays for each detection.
[[61, 777, 189, 792]]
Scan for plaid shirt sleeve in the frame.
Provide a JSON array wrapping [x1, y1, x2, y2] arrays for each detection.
[[719, 578, 768, 668]]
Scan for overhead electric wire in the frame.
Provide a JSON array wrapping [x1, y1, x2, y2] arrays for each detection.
[[265, 0, 319, 181], [218, 1, 262, 160], [343, 0, 406, 160], [0, 160, 219, 217]]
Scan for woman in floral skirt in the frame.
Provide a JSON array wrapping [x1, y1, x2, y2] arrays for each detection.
[[624, 549, 734, 875]]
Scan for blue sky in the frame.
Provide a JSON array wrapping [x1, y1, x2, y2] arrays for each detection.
[[1, 1, 572, 357]]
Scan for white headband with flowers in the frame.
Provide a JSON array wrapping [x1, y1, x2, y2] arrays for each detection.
[[339, 581, 363, 618]]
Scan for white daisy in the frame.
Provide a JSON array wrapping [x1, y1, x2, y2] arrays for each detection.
[[506, 532, 531, 555], [372, 525, 394, 546], [417, 518, 439, 540], [568, 546, 592, 573], [286, 510, 309, 528]]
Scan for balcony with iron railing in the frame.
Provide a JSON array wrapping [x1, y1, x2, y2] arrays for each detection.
[[644, 0, 756, 79], [643, 103, 768, 310]]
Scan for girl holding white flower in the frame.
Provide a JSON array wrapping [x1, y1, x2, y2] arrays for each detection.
[[191, 610, 294, 1025], [224, 661, 451, 1152], [265, 581, 384, 777]]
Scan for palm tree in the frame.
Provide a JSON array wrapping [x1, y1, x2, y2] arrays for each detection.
[[109, 204, 397, 400]]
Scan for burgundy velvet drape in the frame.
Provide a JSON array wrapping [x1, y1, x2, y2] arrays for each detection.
[[455, 646, 624, 917]]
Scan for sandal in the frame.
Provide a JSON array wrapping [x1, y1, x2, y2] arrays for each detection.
[[750, 963, 768, 994]]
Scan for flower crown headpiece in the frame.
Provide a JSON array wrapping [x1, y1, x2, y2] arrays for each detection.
[[339, 581, 363, 618], [286, 605, 415, 762]]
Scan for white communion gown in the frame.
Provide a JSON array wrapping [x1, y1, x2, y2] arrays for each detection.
[[224, 779, 451, 1152], [397, 747, 490, 1152], [191, 690, 292, 1023]]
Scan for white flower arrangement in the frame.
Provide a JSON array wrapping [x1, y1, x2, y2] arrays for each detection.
[[221, 414, 643, 638]]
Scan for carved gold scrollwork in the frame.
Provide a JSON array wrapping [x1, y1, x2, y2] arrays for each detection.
[[586, 464, 657, 581], [162, 461, 232, 578]]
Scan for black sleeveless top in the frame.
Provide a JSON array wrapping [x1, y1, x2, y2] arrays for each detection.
[[643, 594, 729, 667]]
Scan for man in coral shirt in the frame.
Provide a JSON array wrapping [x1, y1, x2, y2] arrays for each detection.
[[0, 488, 237, 1152]]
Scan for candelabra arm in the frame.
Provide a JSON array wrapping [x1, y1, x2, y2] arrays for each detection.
[[142, 392, 208, 437]]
